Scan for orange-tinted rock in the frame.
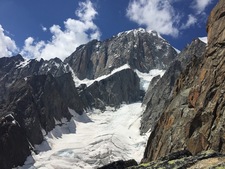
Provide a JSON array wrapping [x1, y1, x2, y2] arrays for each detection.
[[142, 0, 225, 162], [188, 87, 200, 108]]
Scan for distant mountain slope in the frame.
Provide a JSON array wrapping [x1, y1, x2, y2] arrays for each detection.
[[0, 55, 70, 102], [65, 28, 177, 80]]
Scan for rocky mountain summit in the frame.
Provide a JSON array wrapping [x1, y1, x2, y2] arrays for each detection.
[[65, 28, 177, 80], [142, 0, 225, 164]]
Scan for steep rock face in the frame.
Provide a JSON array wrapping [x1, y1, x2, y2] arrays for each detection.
[[39, 57, 70, 76], [0, 114, 31, 169], [79, 69, 143, 110], [142, 0, 225, 162], [65, 29, 177, 80], [55, 73, 85, 115], [1, 73, 85, 145], [0, 55, 69, 102], [0, 55, 41, 101], [140, 39, 206, 133]]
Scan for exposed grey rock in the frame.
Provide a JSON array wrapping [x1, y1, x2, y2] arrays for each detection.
[[140, 39, 206, 133], [0, 55, 42, 101], [55, 73, 85, 115], [0, 55, 69, 102], [65, 28, 178, 80], [142, 0, 225, 163], [39, 57, 70, 76], [140, 60, 183, 133], [1, 73, 85, 145], [80, 69, 144, 110]]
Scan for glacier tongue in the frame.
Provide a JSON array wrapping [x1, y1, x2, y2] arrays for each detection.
[[20, 103, 149, 169]]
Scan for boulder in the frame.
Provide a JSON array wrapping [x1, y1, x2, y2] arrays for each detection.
[[98, 159, 138, 169]]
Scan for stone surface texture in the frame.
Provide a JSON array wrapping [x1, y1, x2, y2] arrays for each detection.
[[142, 0, 225, 163]]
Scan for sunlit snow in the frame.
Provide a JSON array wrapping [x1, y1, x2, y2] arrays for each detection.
[[69, 64, 131, 87], [20, 103, 149, 169], [69, 64, 165, 92], [135, 69, 165, 91], [198, 37, 208, 44], [16, 58, 30, 68]]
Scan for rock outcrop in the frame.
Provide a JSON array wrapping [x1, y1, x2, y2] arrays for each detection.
[[140, 39, 206, 133], [142, 0, 225, 162], [79, 69, 144, 110], [0, 55, 69, 102], [65, 28, 177, 80], [98, 159, 138, 169]]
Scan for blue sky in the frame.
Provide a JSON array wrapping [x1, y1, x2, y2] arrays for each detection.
[[0, 0, 217, 60]]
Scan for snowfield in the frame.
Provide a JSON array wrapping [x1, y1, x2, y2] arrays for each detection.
[[20, 103, 149, 169]]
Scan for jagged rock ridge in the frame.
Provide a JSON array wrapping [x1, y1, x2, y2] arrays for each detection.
[[0, 55, 70, 102]]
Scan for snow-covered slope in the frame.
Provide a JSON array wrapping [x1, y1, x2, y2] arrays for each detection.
[[20, 103, 149, 169]]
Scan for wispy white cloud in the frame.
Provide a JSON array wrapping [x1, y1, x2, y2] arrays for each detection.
[[21, 0, 101, 60], [192, 0, 212, 14], [181, 14, 197, 29], [126, 0, 180, 37], [0, 25, 18, 58], [41, 25, 47, 32]]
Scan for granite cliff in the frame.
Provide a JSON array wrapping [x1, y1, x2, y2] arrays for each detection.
[[65, 28, 177, 80], [141, 39, 206, 133], [142, 0, 225, 163]]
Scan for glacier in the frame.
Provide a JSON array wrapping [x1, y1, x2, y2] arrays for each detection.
[[20, 103, 149, 169], [18, 66, 164, 169]]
